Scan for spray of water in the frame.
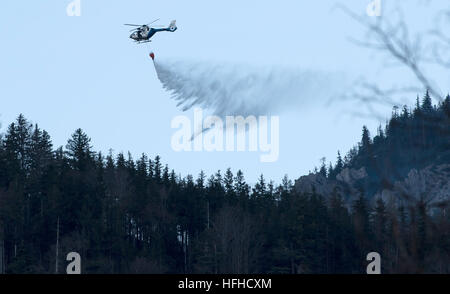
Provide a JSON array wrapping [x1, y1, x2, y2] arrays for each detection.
[[153, 58, 346, 117]]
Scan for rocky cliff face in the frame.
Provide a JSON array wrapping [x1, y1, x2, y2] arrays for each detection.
[[294, 167, 367, 205], [375, 164, 450, 210], [294, 164, 450, 211]]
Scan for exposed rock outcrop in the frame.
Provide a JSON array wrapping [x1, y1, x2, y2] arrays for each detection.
[[294, 167, 367, 201], [336, 167, 367, 186], [294, 173, 332, 196], [294, 164, 450, 212], [375, 164, 450, 210]]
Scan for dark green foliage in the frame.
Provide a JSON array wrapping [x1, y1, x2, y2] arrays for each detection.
[[0, 93, 449, 273], [327, 91, 450, 196]]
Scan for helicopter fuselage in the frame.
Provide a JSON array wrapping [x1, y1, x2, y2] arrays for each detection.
[[129, 26, 177, 43]]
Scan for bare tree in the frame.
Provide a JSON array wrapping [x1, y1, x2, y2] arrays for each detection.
[[211, 205, 263, 274], [336, 1, 450, 118]]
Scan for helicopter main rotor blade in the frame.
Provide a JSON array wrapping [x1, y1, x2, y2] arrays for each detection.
[[146, 18, 160, 26], [124, 24, 142, 27]]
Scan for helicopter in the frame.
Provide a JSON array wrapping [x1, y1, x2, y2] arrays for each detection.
[[125, 19, 177, 44]]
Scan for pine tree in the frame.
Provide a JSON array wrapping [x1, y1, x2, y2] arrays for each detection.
[[65, 128, 93, 170], [4, 115, 32, 177], [196, 171, 206, 189], [234, 170, 249, 201], [136, 153, 148, 178], [29, 125, 53, 173], [153, 156, 162, 183], [335, 151, 343, 173], [318, 157, 327, 177], [253, 174, 266, 199], [421, 90, 433, 113], [162, 165, 170, 186], [416, 200, 428, 272], [223, 168, 234, 198], [328, 187, 353, 273], [169, 169, 177, 185], [281, 175, 292, 194], [442, 94, 450, 117], [361, 126, 371, 151], [148, 159, 154, 179], [372, 198, 387, 253], [327, 162, 333, 179], [352, 193, 372, 268]]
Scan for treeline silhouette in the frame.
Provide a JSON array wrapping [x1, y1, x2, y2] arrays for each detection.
[[324, 91, 450, 197], [0, 92, 449, 274]]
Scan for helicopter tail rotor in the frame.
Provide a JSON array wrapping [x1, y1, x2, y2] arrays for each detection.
[[168, 20, 177, 31]]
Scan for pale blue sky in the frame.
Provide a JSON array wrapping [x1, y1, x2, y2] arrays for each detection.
[[0, 0, 446, 183]]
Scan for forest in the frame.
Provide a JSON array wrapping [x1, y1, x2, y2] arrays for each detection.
[[0, 91, 449, 274]]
